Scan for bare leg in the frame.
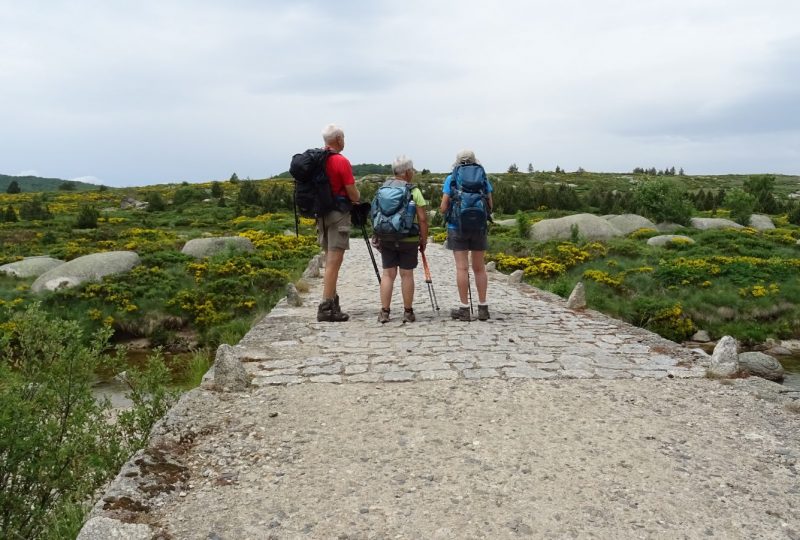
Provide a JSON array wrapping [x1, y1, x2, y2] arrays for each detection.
[[380, 267, 398, 309], [471, 250, 488, 304], [322, 249, 345, 300], [399, 268, 414, 309], [453, 250, 470, 305]]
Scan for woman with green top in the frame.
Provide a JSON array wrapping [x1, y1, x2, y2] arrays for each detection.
[[373, 155, 429, 323]]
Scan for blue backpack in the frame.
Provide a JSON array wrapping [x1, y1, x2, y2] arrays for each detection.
[[371, 180, 419, 240], [448, 163, 489, 232]]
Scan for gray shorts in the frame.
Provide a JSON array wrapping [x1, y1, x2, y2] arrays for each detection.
[[317, 210, 351, 251], [446, 229, 488, 251]]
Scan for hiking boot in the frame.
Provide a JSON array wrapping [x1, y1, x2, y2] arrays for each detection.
[[402, 308, 415, 323], [477, 305, 490, 321], [378, 307, 390, 324], [317, 299, 349, 322], [450, 307, 471, 321], [332, 294, 349, 319]]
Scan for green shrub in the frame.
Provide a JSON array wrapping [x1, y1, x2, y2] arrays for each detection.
[[516, 211, 530, 238], [19, 195, 53, 220], [724, 188, 756, 225], [75, 205, 100, 229], [0, 303, 176, 539], [145, 191, 166, 212], [631, 178, 692, 225]]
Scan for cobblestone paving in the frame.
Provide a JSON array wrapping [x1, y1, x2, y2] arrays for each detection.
[[236, 241, 708, 385]]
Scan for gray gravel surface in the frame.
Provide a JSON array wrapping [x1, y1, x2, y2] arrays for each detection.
[[82, 242, 800, 539]]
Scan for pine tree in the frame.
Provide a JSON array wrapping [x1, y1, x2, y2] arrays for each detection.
[[527, 163, 534, 173], [3, 205, 17, 222], [6, 180, 21, 194]]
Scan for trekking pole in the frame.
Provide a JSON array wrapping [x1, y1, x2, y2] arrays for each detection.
[[361, 223, 381, 284], [420, 250, 440, 315], [467, 269, 474, 319], [352, 202, 381, 284], [293, 196, 299, 238]]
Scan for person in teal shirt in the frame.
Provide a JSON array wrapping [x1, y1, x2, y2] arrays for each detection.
[[439, 149, 493, 321]]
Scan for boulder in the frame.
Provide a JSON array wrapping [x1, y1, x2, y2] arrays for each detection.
[[31, 251, 140, 293], [485, 261, 496, 272], [646, 235, 695, 247], [690, 217, 743, 230], [286, 283, 302, 307], [181, 236, 254, 259], [529, 213, 622, 243], [603, 214, 656, 235], [119, 197, 147, 210], [566, 282, 586, 309], [709, 335, 739, 378], [508, 269, 524, 284], [691, 330, 711, 343], [748, 214, 775, 230], [213, 344, 249, 391], [0, 256, 64, 278], [655, 222, 683, 233], [737, 351, 785, 382], [766, 346, 792, 356]]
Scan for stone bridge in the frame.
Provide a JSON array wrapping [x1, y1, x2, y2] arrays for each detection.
[[80, 242, 800, 539]]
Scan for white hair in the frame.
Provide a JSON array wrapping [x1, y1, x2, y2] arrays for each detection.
[[321, 124, 344, 144], [453, 149, 480, 167], [392, 155, 415, 176]]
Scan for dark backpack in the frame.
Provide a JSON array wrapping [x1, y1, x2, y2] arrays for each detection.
[[448, 163, 490, 232], [289, 148, 335, 218], [371, 180, 419, 240]]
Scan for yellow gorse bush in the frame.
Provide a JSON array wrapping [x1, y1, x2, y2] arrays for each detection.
[[237, 230, 318, 260], [738, 283, 780, 298], [490, 242, 604, 280], [628, 228, 658, 239], [651, 303, 696, 337], [583, 269, 623, 288]]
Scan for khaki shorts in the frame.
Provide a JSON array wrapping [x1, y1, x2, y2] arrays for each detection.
[[317, 210, 351, 251]]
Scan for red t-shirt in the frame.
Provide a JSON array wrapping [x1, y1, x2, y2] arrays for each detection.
[[324, 149, 355, 197]]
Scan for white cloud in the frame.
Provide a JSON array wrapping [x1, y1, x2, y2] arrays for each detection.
[[1, 0, 799, 186]]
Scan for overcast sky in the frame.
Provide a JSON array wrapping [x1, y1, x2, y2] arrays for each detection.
[[2, 0, 799, 187]]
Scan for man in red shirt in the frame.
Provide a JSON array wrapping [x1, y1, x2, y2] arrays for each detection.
[[317, 124, 360, 322]]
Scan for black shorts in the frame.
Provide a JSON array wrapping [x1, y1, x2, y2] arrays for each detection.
[[446, 229, 488, 251], [379, 240, 419, 270]]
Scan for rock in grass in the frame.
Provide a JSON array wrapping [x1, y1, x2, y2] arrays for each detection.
[[31, 251, 140, 293], [529, 213, 622, 242], [689, 217, 743, 230], [646, 235, 695, 247], [748, 214, 775, 230], [566, 282, 586, 310], [181, 236, 254, 258], [0, 256, 64, 278], [604, 214, 656, 235]]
